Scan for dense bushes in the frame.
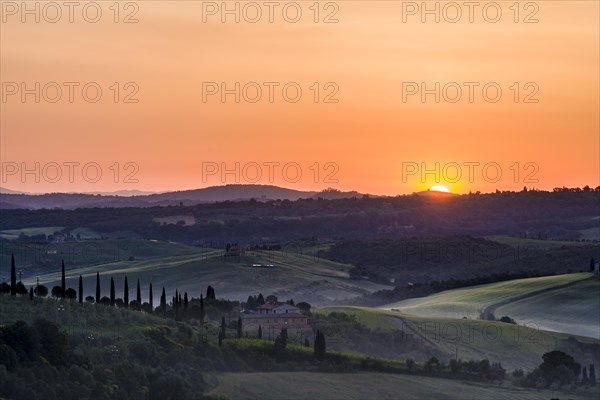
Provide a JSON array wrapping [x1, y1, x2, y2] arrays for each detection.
[[2, 190, 599, 243], [322, 236, 598, 291], [517, 350, 597, 390], [0, 317, 212, 400]]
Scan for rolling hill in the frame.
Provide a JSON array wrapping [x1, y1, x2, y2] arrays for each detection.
[[378, 273, 599, 338], [2, 240, 392, 305], [494, 278, 600, 339], [0, 184, 367, 209]]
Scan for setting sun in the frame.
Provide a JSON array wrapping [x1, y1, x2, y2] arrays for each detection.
[[430, 185, 450, 193]]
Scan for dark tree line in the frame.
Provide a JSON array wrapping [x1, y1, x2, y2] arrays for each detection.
[[2, 189, 598, 243]]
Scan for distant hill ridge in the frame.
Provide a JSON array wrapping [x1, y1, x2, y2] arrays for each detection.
[[0, 184, 369, 209]]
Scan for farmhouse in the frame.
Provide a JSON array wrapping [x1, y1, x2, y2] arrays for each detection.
[[256, 302, 300, 315], [242, 300, 311, 337]]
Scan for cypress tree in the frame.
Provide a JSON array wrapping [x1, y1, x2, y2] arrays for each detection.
[[184, 292, 189, 310], [246, 295, 256, 310], [200, 294, 205, 321], [160, 287, 166, 316], [237, 317, 243, 338], [160, 287, 166, 307], [257, 293, 265, 305], [319, 331, 324, 357], [95, 272, 101, 303], [124, 276, 129, 308], [206, 285, 216, 300], [590, 364, 596, 386], [78, 275, 83, 303], [29, 287, 34, 301], [258, 325, 262, 339], [110, 277, 115, 306], [61, 260, 66, 298], [149, 283, 153, 313], [274, 328, 288, 354], [173, 289, 179, 320], [10, 253, 16, 296], [314, 330, 326, 359], [136, 279, 141, 305]]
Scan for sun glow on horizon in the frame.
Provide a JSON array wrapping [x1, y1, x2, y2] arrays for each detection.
[[430, 185, 451, 193], [0, 1, 597, 195]]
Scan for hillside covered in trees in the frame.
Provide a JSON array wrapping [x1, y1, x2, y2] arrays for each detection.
[[1, 189, 598, 243]]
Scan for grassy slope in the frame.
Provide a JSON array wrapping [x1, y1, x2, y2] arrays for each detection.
[[378, 273, 599, 339], [486, 235, 593, 249], [495, 278, 600, 339], [317, 306, 600, 371], [209, 372, 600, 400], [578, 226, 600, 241], [4, 241, 390, 305], [0, 239, 203, 273], [0, 226, 65, 240], [0, 295, 177, 339], [379, 273, 592, 321]]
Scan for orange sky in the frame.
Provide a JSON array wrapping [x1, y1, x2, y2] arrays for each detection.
[[1, 1, 598, 195]]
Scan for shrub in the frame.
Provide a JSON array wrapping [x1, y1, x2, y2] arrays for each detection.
[[34, 285, 49, 297], [65, 288, 77, 300], [499, 316, 516, 324], [51, 286, 64, 298]]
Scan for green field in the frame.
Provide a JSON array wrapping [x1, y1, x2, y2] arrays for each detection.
[[495, 278, 600, 339], [379, 273, 597, 336], [579, 227, 600, 241], [0, 239, 205, 282], [209, 372, 600, 400], [0, 226, 145, 241], [1, 240, 391, 305], [317, 306, 600, 371], [0, 226, 64, 240], [486, 235, 593, 249]]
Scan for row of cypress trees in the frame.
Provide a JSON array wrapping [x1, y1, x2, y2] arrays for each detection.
[[6, 254, 211, 321]]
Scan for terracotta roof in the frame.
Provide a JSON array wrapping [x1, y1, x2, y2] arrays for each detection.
[[257, 302, 286, 309], [242, 313, 306, 319]]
